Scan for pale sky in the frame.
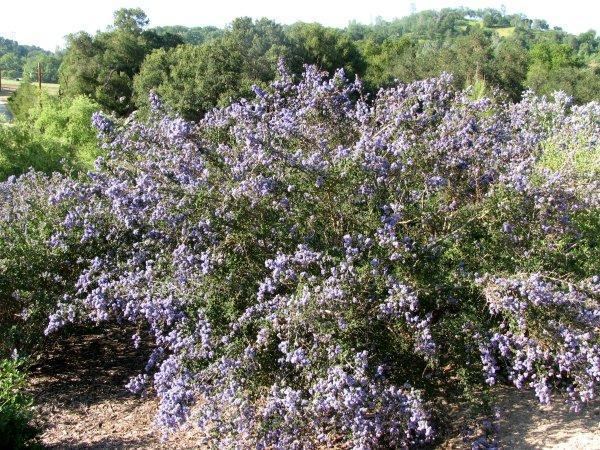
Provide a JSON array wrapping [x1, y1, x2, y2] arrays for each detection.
[[2, 0, 599, 51]]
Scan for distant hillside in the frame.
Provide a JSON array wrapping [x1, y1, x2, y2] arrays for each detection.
[[0, 36, 61, 82], [5, 6, 597, 118], [0, 36, 49, 57]]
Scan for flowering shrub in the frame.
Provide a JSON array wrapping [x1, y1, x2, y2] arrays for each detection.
[[0, 172, 88, 354], [2, 64, 598, 447], [478, 274, 600, 408]]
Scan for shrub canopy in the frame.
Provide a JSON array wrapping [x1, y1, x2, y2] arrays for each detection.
[[1, 65, 599, 448]]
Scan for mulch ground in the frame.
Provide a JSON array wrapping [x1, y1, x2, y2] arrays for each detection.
[[26, 325, 599, 449], [27, 325, 200, 449]]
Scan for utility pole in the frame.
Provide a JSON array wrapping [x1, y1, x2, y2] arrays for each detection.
[[37, 62, 43, 92], [37, 62, 44, 107]]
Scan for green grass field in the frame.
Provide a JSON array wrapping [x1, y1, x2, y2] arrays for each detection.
[[495, 26, 515, 37], [0, 78, 59, 96], [458, 20, 514, 38]]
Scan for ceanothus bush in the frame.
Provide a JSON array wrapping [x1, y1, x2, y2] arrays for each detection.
[[3, 63, 598, 448], [0, 172, 89, 354]]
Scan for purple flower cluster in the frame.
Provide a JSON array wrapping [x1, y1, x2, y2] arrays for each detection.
[[478, 274, 600, 409], [91, 111, 114, 136]]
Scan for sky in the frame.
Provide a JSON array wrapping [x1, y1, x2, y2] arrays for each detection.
[[2, 0, 599, 51]]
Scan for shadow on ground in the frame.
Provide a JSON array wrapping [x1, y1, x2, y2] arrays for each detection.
[[28, 325, 600, 449], [43, 436, 157, 450], [28, 324, 166, 449], [29, 325, 151, 407]]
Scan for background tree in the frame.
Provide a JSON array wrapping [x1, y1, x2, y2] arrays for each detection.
[[135, 42, 244, 120], [0, 53, 22, 79], [135, 18, 294, 119], [0, 36, 57, 80], [59, 8, 182, 115], [286, 23, 366, 78], [493, 39, 529, 100], [22, 52, 61, 83], [359, 36, 421, 89], [152, 25, 223, 45], [112, 7, 149, 33]]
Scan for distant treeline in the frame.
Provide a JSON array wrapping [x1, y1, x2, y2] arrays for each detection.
[[3, 7, 600, 119], [0, 37, 61, 83]]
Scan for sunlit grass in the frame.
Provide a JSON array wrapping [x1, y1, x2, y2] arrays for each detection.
[[0, 79, 59, 95], [495, 27, 515, 37]]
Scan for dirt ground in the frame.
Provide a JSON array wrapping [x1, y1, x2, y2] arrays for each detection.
[[28, 326, 201, 449], [495, 386, 600, 449], [28, 327, 599, 449]]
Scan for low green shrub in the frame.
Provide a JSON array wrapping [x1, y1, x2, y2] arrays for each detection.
[[1, 87, 102, 181], [0, 358, 38, 449]]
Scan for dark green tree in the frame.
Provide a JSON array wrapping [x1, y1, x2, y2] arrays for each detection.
[[0, 53, 22, 79], [59, 8, 181, 115], [134, 18, 293, 120], [286, 23, 366, 78]]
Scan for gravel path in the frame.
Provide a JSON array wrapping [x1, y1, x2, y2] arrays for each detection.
[[0, 102, 12, 122], [0, 88, 14, 122]]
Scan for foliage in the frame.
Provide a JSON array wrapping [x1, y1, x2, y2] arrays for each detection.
[[0, 52, 23, 79], [355, 14, 600, 104], [492, 39, 529, 101], [0, 357, 38, 449], [8, 66, 591, 448], [7, 82, 39, 122], [359, 36, 420, 88], [529, 41, 581, 71], [0, 5, 600, 448], [21, 52, 61, 83], [286, 22, 366, 78], [134, 43, 244, 120], [152, 25, 224, 45], [32, 95, 103, 168], [1, 92, 101, 179], [58, 8, 182, 116], [4, 7, 600, 120], [0, 36, 58, 81], [526, 65, 600, 104], [113, 8, 150, 32], [0, 172, 87, 356], [128, 8, 600, 121], [0, 126, 66, 179], [134, 18, 295, 120]]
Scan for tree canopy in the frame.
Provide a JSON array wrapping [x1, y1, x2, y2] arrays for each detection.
[[3, 6, 600, 115]]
